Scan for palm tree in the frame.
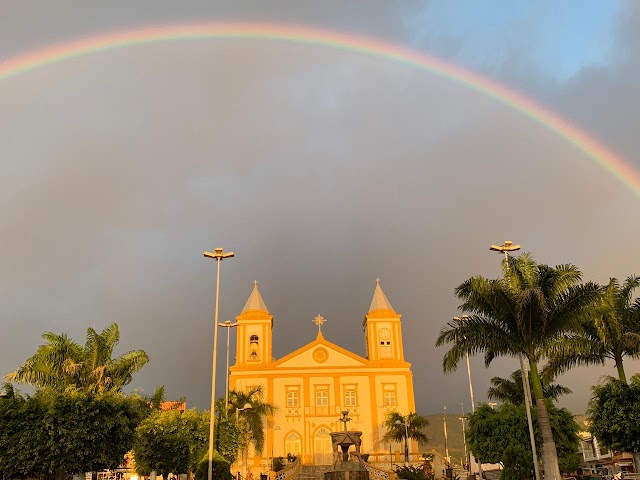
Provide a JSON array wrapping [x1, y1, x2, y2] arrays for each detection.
[[228, 386, 277, 455], [6, 323, 148, 394], [488, 369, 572, 405], [544, 276, 640, 384], [436, 253, 601, 480], [382, 411, 429, 463]]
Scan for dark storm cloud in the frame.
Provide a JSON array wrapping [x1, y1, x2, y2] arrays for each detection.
[[1, 1, 639, 415]]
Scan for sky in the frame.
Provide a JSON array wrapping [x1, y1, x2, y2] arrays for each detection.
[[1, 0, 639, 416]]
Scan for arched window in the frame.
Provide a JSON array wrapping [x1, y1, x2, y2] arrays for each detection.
[[249, 335, 259, 358], [285, 432, 301, 456], [314, 428, 332, 465]]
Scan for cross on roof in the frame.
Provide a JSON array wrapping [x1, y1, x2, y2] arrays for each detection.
[[313, 314, 326, 333]]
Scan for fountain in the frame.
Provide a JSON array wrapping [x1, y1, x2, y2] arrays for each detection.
[[324, 411, 369, 480]]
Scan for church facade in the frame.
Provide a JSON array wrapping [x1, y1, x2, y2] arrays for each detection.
[[229, 280, 417, 470]]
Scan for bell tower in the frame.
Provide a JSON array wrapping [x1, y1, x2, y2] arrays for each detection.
[[363, 279, 405, 364], [234, 281, 273, 366]]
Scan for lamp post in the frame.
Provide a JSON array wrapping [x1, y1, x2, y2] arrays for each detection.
[[443, 406, 450, 465], [459, 403, 468, 471], [394, 419, 410, 466], [453, 315, 482, 480], [237, 403, 253, 477], [490, 240, 540, 480], [219, 320, 239, 412], [204, 247, 235, 480]]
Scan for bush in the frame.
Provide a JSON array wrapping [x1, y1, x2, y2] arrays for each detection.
[[195, 452, 232, 480], [394, 465, 433, 480], [272, 457, 285, 472], [500, 444, 532, 480]]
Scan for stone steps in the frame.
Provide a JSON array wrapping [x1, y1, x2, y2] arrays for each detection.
[[295, 465, 333, 480]]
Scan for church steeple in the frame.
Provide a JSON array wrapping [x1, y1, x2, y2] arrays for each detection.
[[242, 280, 269, 313], [363, 279, 405, 363], [234, 281, 273, 366], [369, 278, 396, 313]]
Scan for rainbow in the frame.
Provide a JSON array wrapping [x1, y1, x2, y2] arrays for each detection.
[[1, 22, 638, 195]]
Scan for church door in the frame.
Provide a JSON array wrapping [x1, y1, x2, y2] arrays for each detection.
[[314, 428, 332, 465]]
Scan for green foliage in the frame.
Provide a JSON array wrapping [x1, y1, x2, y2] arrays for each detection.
[[437, 253, 599, 480], [394, 465, 433, 480], [228, 386, 277, 454], [382, 411, 429, 445], [133, 408, 209, 476], [500, 445, 532, 480], [587, 376, 640, 454], [6, 323, 149, 394], [488, 370, 572, 405], [272, 457, 285, 472], [466, 403, 580, 474], [194, 452, 232, 480], [544, 276, 640, 384], [0, 390, 146, 479], [215, 413, 243, 464], [466, 404, 531, 465]]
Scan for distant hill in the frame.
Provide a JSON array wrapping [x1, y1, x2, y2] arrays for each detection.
[[420, 414, 468, 466], [420, 411, 589, 465]]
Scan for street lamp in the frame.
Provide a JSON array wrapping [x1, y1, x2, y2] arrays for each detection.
[[219, 320, 239, 412], [204, 247, 235, 480], [236, 402, 253, 419], [490, 240, 540, 480], [237, 403, 253, 477], [394, 419, 410, 466], [443, 406, 450, 465], [453, 315, 481, 480], [459, 404, 468, 472]]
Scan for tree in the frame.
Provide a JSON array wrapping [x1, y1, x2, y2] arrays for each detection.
[[6, 323, 149, 394], [0, 390, 146, 479], [382, 411, 429, 459], [213, 398, 243, 464], [228, 386, 276, 455], [544, 276, 640, 384], [133, 408, 209, 477], [587, 375, 640, 471], [465, 403, 580, 480], [436, 253, 600, 480], [488, 370, 572, 405]]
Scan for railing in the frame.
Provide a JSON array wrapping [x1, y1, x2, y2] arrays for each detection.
[[359, 457, 397, 480], [365, 453, 426, 468], [275, 457, 301, 480]]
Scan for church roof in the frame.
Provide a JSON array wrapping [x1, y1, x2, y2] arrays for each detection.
[[369, 279, 395, 313], [242, 281, 269, 313]]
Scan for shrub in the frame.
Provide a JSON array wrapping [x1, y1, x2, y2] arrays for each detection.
[[395, 465, 433, 480], [195, 452, 232, 480], [272, 457, 285, 472]]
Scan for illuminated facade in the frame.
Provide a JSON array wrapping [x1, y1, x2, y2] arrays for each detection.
[[229, 280, 416, 470]]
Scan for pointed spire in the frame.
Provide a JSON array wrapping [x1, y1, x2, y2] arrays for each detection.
[[242, 280, 269, 313], [369, 278, 395, 313]]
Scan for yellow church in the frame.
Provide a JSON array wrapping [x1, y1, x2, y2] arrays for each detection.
[[229, 279, 417, 470]]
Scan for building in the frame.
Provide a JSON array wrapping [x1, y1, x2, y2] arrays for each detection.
[[229, 280, 417, 471], [578, 428, 636, 476]]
